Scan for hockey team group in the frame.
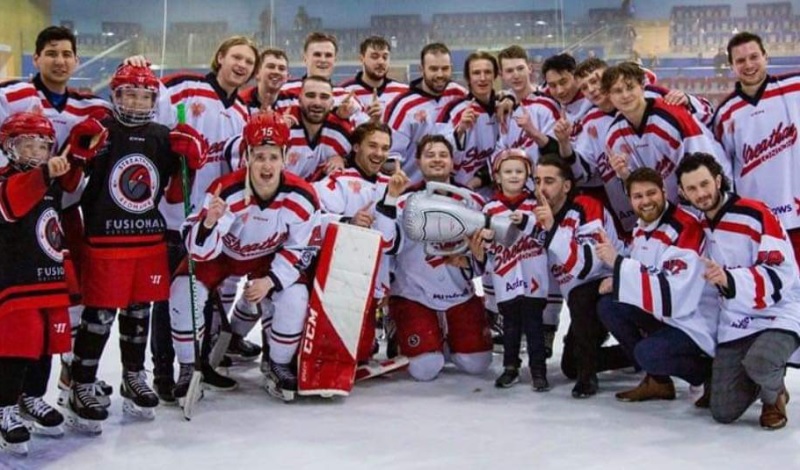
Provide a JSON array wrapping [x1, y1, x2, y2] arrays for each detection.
[[1, 22, 799, 457]]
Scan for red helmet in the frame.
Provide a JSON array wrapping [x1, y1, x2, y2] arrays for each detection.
[[243, 112, 290, 149], [0, 112, 56, 169], [110, 64, 159, 126]]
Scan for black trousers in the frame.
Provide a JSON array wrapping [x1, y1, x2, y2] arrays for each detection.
[[498, 296, 547, 371]]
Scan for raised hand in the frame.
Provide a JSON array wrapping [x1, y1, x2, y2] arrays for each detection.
[[702, 257, 728, 289], [598, 277, 613, 294], [351, 200, 375, 228], [467, 229, 492, 262], [553, 109, 573, 146], [336, 91, 359, 120], [496, 94, 514, 135], [387, 163, 410, 198], [607, 146, 631, 181], [324, 155, 346, 174], [366, 88, 383, 122], [663, 89, 689, 107], [123, 55, 149, 67], [203, 185, 227, 229], [47, 154, 71, 178], [456, 100, 478, 136], [594, 227, 619, 266], [68, 118, 108, 163], [533, 185, 554, 230]]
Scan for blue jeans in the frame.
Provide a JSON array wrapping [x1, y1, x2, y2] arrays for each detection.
[[597, 297, 710, 386]]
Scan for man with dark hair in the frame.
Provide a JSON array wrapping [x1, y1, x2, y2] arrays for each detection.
[[595, 167, 715, 403], [602, 62, 730, 213], [240, 48, 291, 113], [533, 154, 631, 397], [677, 152, 800, 430], [386, 42, 467, 185], [340, 36, 409, 123], [541, 53, 593, 123], [713, 31, 800, 273]]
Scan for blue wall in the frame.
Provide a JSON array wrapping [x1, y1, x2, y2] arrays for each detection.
[[51, 0, 800, 34]]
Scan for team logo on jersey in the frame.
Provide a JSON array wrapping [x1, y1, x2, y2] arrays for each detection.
[[109, 154, 160, 214], [287, 151, 301, 168], [191, 102, 205, 118], [36, 208, 64, 262], [413, 109, 428, 123], [587, 125, 598, 139], [348, 180, 362, 193]]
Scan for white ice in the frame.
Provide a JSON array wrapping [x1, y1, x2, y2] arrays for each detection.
[[3, 311, 800, 470]]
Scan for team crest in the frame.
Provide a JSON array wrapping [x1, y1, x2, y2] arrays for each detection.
[[588, 125, 598, 139], [620, 143, 633, 155], [108, 154, 160, 214], [287, 151, 301, 168], [348, 180, 362, 193], [191, 102, 205, 118], [36, 208, 64, 262], [413, 109, 428, 123]]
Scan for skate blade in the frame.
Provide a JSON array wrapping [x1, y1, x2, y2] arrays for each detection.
[[181, 372, 204, 420], [64, 413, 102, 436], [158, 396, 179, 407], [264, 379, 295, 402], [22, 419, 65, 438], [0, 438, 29, 457], [122, 400, 156, 420]]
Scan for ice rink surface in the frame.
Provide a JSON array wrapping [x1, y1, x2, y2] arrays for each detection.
[[3, 319, 800, 470]]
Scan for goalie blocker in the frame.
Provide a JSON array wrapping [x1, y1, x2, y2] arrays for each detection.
[[298, 222, 383, 397]]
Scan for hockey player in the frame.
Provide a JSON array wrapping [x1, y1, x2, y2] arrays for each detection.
[[66, 65, 208, 432], [541, 53, 594, 124], [532, 154, 630, 398], [386, 43, 467, 185], [378, 135, 492, 381], [283, 76, 352, 180], [340, 36, 409, 124], [596, 168, 716, 403], [240, 48, 291, 114], [125, 36, 258, 400], [602, 62, 731, 207], [677, 153, 800, 430], [170, 112, 320, 402], [712, 32, 800, 270], [0, 113, 74, 455], [0, 25, 113, 417], [470, 149, 550, 390]]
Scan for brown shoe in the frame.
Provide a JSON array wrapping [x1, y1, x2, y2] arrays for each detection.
[[760, 389, 789, 430], [694, 382, 711, 408], [616, 375, 676, 402]]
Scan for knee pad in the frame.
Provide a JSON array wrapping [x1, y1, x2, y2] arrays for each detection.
[[452, 351, 492, 375], [408, 352, 444, 382]]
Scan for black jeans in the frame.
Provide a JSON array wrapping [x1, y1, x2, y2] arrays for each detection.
[[498, 296, 547, 371]]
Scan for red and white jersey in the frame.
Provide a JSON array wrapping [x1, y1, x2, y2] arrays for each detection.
[[713, 73, 800, 231], [495, 94, 559, 170], [387, 181, 484, 310], [278, 77, 349, 112], [615, 203, 717, 356], [155, 72, 251, 229], [186, 169, 320, 290], [483, 192, 549, 303], [238, 85, 296, 115], [315, 165, 394, 297], [545, 195, 622, 297], [339, 72, 409, 123], [701, 194, 800, 345], [0, 74, 111, 149], [543, 89, 593, 125], [437, 93, 501, 187], [386, 78, 468, 185], [606, 98, 731, 206], [283, 108, 352, 181], [644, 84, 714, 127]]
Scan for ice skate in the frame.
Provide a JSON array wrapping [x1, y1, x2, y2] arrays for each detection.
[[225, 334, 262, 362], [62, 383, 107, 435], [120, 370, 159, 420], [174, 363, 203, 409], [201, 363, 238, 391], [265, 360, 297, 402], [153, 375, 177, 406], [18, 394, 64, 437], [1, 405, 29, 457], [57, 365, 112, 409]]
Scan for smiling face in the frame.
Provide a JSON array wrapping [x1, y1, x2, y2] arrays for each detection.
[[354, 130, 391, 177], [216, 44, 257, 91], [578, 68, 610, 109], [730, 40, 768, 90], [679, 166, 723, 216], [500, 58, 532, 97], [545, 69, 578, 105], [418, 141, 453, 182], [496, 158, 529, 196], [304, 41, 337, 79], [258, 54, 289, 93], [421, 52, 452, 95], [607, 76, 645, 117], [33, 40, 78, 92], [628, 180, 666, 224], [7, 135, 54, 169], [249, 144, 284, 198], [467, 59, 496, 102], [361, 45, 390, 83], [299, 79, 334, 125]]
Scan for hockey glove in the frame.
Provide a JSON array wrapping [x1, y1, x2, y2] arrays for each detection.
[[68, 118, 108, 163], [170, 123, 208, 170]]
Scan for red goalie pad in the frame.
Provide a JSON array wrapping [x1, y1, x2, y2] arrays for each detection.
[[298, 222, 382, 397]]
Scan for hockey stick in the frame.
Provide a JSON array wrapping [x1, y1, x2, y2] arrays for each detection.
[[208, 289, 233, 369], [176, 103, 204, 421]]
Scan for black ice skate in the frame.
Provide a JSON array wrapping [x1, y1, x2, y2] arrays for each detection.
[[57, 364, 112, 410], [18, 394, 64, 437], [265, 360, 297, 402], [120, 370, 159, 420], [225, 334, 262, 362], [174, 363, 204, 409], [201, 363, 238, 391], [63, 383, 108, 435], [153, 375, 177, 406], [0, 405, 30, 457]]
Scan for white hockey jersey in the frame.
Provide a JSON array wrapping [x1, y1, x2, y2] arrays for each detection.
[[155, 72, 251, 230], [712, 73, 800, 231], [701, 194, 800, 347], [644, 84, 714, 127], [386, 78, 467, 185], [384, 181, 484, 311], [544, 194, 622, 297], [483, 192, 549, 304], [614, 203, 717, 356], [339, 72, 409, 124], [0, 74, 111, 149], [283, 107, 352, 181], [606, 98, 731, 206], [186, 169, 320, 291]]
